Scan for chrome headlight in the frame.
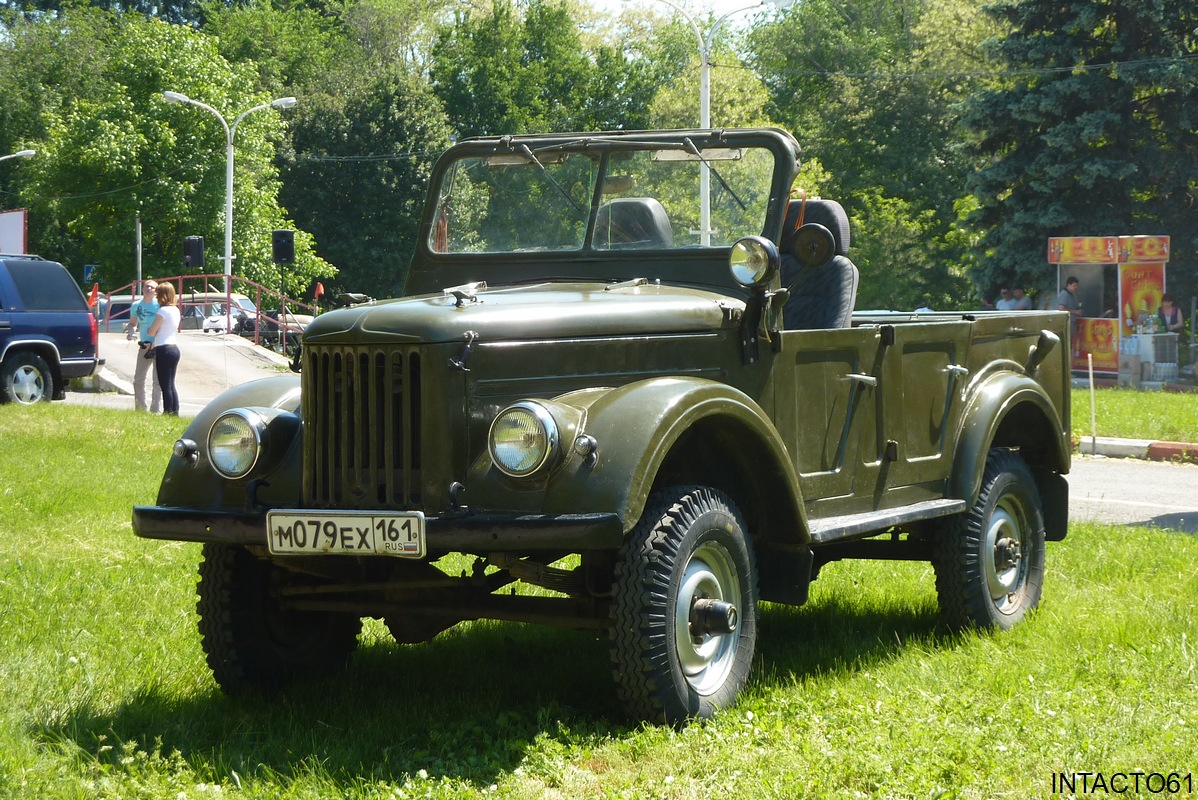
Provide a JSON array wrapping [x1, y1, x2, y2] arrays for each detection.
[[488, 401, 559, 478], [208, 409, 266, 479], [729, 235, 778, 289]]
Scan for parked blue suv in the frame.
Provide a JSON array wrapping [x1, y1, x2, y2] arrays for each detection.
[[0, 255, 100, 404]]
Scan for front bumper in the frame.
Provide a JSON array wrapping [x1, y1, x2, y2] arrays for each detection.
[[132, 505, 625, 554]]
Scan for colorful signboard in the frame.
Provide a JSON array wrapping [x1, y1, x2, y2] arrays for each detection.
[[1119, 262, 1167, 336], [1050, 234, 1170, 372]]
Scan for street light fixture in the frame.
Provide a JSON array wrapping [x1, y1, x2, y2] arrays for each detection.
[[620, 0, 793, 245], [0, 149, 36, 162], [162, 91, 297, 295]]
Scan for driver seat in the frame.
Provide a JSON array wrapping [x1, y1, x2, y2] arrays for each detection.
[[779, 198, 859, 329], [594, 198, 674, 249]]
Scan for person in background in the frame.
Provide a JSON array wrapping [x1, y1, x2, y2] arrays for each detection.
[[146, 283, 182, 416], [125, 280, 161, 413], [1158, 293, 1184, 333], [1011, 286, 1032, 310], [1056, 276, 1083, 317], [995, 287, 1016, 310], [979, 296, 996, 311]]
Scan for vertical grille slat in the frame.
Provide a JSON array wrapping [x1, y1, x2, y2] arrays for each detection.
[[303, 344, 422, 509]]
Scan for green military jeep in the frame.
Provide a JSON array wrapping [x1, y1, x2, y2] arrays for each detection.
[[134, 128, 1071, 724]]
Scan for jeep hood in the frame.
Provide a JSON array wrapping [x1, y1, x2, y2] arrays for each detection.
[[304, 281, 742, 344]]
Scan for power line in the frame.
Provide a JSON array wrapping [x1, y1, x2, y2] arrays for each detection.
[[716, 52, 1198, 81]]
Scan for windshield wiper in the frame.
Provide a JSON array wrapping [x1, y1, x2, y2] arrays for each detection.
[[684, 137, 747, 211], [520, 144, 585, 214]]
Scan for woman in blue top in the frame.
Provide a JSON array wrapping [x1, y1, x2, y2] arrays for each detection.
[[146, 283, 182, 416]]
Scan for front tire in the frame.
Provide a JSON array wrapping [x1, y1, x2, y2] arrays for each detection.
[[934, 449, 1046, 631], [609, 486, 758, 724], [196, 543, 363, 693], [1, 352, 53, 404]]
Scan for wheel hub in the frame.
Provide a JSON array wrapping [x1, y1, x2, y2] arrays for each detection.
[[689, 597, 738, 636], [994, 536, 1021, 570], [674, 542, 742, 695]]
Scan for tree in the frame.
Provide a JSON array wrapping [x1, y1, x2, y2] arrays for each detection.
[[750, 0, 995, 309], [963, 0, 1198, 305], [430, 0, 663, 137], [7, 10, 333, 293], [278, 73, 452, 297]]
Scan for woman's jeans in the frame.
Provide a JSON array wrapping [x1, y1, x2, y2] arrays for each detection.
[[153, 344, 181, 415]]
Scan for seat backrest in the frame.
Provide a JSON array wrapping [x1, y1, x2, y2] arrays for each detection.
[[779, 198, 858, 329], [594, 198, 674, 249]]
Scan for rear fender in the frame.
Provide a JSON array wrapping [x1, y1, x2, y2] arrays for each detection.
[[950, 370, 1070, 538]]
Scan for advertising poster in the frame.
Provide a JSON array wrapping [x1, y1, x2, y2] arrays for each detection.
[[1119, 262, 1166, 337], [1073, 318, 1119, 372]]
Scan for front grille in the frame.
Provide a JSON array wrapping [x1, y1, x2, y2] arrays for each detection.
[[303, 344, 422, 508]]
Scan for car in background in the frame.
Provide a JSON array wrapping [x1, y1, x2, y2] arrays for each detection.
[[0, 254, 100, 404], [96, 296, 136, 332], [202, 304, 250, 334]]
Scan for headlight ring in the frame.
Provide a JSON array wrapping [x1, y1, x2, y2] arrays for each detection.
[[207, 409, 267, 479], [488, 401, 560, 478]]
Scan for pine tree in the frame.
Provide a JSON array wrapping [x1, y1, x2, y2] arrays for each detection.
[[964, 0, 1198, 306]]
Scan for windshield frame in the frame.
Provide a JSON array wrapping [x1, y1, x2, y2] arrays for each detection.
[[405, 128, 802, 298]]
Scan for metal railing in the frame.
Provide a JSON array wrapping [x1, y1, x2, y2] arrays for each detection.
[[96, 273, 319, 354]]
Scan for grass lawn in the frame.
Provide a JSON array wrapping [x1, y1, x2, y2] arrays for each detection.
[[1, 403, 1195, 799], [1073, 384, 1198, 443]]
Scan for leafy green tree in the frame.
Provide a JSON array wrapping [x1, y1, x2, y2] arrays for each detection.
[[278, 73, 452, 297], [750, 0, 993, 309], [430, 0, 663, 136], [963, 0, 1198, 306], [7, 10, 332, 294]]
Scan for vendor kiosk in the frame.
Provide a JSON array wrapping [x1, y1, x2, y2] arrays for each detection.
[[1047, 235, 1172, 380]]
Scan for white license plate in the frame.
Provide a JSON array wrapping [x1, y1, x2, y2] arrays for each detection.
[[267, 511, 426, 559]]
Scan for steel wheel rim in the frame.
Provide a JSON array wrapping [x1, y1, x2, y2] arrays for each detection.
[[985, 494, 1028, 614], [13, 365, 44, 403], [673, 540, 741, 695]]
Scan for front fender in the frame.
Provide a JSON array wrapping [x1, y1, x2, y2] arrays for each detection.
[[950, 369, 1070, 503], [467, 377, 807, 538], [156, 376, 303, 510]]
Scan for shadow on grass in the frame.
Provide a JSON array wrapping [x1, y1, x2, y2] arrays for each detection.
[[39, 593, 953, 791]]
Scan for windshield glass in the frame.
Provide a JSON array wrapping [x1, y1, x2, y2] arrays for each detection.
[[429, 142, 778, 254]]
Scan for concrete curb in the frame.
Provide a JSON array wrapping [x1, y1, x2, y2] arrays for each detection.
[[1079, 436, 1198, 464]]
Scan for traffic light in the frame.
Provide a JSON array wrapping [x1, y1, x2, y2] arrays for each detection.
[[272, 229, 295, 264], [183, 236, 204, 269]]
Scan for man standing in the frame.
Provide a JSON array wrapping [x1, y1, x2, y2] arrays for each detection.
[[125, 280, 161, 413], [1012, 286, 1032, 310], [1056, 276, 1083, 317]]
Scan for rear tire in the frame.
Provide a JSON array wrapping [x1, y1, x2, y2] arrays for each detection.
[[609, 486, 758, 724], [196, 543, 362, 693], [933, 449, 1046, 631], [1, 352, 53, 404]]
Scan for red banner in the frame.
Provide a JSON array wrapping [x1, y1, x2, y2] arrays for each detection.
[[1119, 235, 1170, 263], [1048, 236, 1118, 264]]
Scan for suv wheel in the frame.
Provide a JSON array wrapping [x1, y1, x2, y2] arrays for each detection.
[[609, 486, 758, 724], [196, 543, 363, 693], [933, 448, 1046, 631], [1, 352, 54, 404]]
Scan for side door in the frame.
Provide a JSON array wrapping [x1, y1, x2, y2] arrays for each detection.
[[873, 320, 973, 504], [774, 326, 883, 519]]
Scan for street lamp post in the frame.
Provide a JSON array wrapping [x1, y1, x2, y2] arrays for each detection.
[[0, 149, 36, 163], [162, 92, 296, 296], [621, 0, 791, 245]]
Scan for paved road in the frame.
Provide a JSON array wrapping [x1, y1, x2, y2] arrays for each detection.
[[1068, 454, 1198, 533], [67, 331, 293, 416]]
